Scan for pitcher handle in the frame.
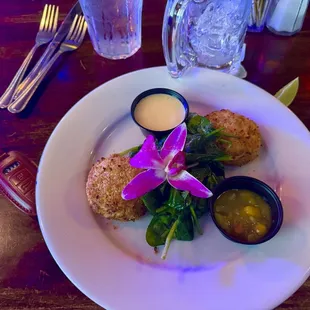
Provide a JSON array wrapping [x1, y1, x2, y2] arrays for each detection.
[[162, 0, 193, 78]]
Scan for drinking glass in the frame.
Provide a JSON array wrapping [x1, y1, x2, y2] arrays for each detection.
[[79, 0, 143, 59], [162, 0, 251, 78]]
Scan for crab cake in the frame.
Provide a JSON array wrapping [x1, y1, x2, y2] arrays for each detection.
[[206, 109, 262, 166], [86, 154, 146, 221]]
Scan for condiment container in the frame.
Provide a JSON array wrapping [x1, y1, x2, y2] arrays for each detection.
[[208, 176, 283, 245], [267, 0, 309, 35], [131, 88, 189, 137]]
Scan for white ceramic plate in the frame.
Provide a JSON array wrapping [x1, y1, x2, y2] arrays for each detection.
[[37, 67, 310, 310]]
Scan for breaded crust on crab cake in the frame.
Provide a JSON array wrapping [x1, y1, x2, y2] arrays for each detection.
[[86, 154, 146, 221], [206, 109, 262, 166]]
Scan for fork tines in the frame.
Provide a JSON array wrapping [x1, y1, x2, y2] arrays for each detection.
[[40, 4, 59, 33], [66, 14, 88, 42]]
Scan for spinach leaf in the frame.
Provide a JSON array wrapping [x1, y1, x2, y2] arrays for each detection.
[[167, 187, 186, 211], [205, 161, 225, 189], [185, 131, 225, 153], [206, 173, 224, 190], [209, 161, 225, 177], [146, 214, 176, 247], [190, 206, 203, 235], [161, 219, 179, 260], [155, 187, 188, 216], [142, 188, 164, 215], [191, 196, 208, 219], [182, 190, 205, 235], [156, 205, 178, 217], [185, 114, 233, 162], [185, 151, 231, 164], [186, 113, 214, 135], [189, 166, 212, 183], [191, 161, 225, 190], [184, 134, 205, 153], [185, 139, 231, 163], [159, 181, 170, 198], [119, 145, 141, 157], [175, 213, 194, 241]]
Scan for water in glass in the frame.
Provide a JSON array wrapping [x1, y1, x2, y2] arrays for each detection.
[[79, 0, 143, 59], [163, 0, 251, 78]]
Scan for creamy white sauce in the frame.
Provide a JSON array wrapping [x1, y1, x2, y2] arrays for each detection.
[[134, 94, 185, 131]]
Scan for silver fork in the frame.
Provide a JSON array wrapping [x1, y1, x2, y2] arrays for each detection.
[[8, 15, 87, 114], [0, 4, 59, 109]]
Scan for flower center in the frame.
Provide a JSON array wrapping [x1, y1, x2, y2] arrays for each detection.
[[166, 161, 186, 176]]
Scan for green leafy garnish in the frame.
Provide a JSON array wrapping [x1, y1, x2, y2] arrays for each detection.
[[175, 213, 194, 241], [142, 189, 164, 215], [146, 214, 175, 247], [127, 112, 231, 259], [187, 113, 215, 135], [119, 145, 141, 157]]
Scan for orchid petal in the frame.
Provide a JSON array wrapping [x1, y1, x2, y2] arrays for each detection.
[[130, 135, 164, 169], [122, 169, 166, 200], [160, 123, 187, 163], [168, 171, 213, 198], [166, 151, 186, 176]]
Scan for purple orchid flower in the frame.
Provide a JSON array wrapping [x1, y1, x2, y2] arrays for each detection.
[[121, 123, 213, 200]]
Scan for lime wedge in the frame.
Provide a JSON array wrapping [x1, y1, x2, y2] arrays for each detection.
[[275, 77, 299, 107]]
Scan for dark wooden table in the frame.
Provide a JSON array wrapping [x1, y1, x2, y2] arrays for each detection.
[[1, 1, 310, 309]]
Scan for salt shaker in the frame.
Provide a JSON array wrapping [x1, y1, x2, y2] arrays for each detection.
[[267, 0, 309, 35]]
